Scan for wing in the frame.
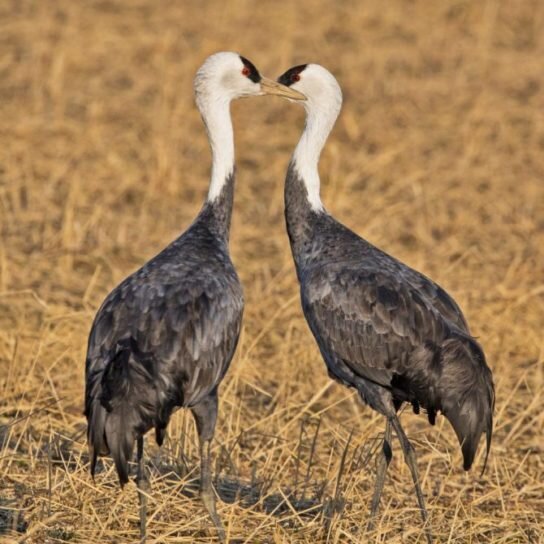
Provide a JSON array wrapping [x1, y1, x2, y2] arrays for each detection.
[[301, 264, 451, 388], [399, 266, 469, 333]]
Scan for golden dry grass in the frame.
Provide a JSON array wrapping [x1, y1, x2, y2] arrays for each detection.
[[1, 0, 543, 542]]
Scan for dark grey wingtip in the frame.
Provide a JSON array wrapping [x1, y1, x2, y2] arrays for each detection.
[[462, 438, 476, 471], [480, 372, 495, 477], [480, 413, 493, 477], [89, 445, 97, 479], [110, 435, 132, 488], [116, 460, 130, 488]]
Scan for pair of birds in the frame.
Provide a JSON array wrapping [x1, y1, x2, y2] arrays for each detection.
[[85, 52, 495, 543]]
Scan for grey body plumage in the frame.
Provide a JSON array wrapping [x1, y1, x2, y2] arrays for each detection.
[[84, 176, 243, 485]]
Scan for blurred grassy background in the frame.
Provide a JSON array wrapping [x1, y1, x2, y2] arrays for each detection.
[[1, 0, 543, 542]]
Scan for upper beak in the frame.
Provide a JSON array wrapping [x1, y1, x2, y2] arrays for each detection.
[[260, 77, 306, 101]]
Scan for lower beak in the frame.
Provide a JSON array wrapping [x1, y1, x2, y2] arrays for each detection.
[[260, 78, 306, 101]]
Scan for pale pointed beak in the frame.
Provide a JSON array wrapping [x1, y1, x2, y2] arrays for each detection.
[[260, 77, 306, 100]]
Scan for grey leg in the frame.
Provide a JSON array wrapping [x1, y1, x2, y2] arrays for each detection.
[[136, 436, 150, 544], [191, 392, 226, 543], [367, 418, 392, 531], [390, 415, 432, 544]]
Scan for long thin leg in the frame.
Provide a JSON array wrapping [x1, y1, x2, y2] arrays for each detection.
[[136, 436, 150, 544], [390, 416, 432, 544], [200, 438, 225, 541], [367, 418, 392, 531], [191, 392, 226, 543]]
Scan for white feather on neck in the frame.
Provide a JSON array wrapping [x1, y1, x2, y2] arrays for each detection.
[[292, 67, 342, 212], [196, 92, 235, 203]]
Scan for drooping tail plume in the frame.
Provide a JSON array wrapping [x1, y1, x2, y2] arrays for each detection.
[[440, 334, 495, 472], [85, 340, 158, 485]]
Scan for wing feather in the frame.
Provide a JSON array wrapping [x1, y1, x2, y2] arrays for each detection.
[[301, 265, 454, 388]]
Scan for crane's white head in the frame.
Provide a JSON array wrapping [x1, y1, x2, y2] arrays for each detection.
[[194, 52, 305, 109], [276, 64, 342, 211], [277, 64, 342, 117]]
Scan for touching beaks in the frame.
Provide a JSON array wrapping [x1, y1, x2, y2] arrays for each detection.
[[260, 78, 306, 101]]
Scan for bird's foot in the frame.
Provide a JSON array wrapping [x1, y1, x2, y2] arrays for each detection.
[[422, 521, 433, 544], [201, 489, 226, 543]]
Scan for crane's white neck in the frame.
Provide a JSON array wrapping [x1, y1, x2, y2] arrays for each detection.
[[292, 96, 341, 211], [198, 95, 235, 202]]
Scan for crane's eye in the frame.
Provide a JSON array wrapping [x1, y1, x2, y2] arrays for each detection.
[[242, 66, 251, 77], [292, 73, 301, 83]]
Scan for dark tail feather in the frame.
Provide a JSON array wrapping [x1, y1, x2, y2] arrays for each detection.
[[155, 425, 167, 447], [446, 385, 493, 471], [88, 401, 108, 479], [440, 336, 495, 472], [86, 341, 157, 486], [104, 407, 134, 486], [85, 370, 109, 479], [480, 369, 495, 475], [480, 410, 493, 477]]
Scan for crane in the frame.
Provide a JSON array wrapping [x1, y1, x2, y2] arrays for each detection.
[[84, 52, 304, 542], [277, 63, 494, 543]]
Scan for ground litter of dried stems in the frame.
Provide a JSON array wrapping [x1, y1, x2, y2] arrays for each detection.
[[1, 0, 543, 542]]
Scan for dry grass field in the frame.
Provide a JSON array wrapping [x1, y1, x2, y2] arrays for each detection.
[[1, 0, 543, 542]]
